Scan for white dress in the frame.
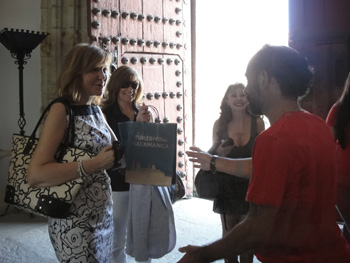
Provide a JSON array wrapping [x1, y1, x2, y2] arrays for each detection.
[[48, 105, 113, 263]]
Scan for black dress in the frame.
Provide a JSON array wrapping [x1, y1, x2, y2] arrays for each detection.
[[103, 103, 138, 192], [210, 116, 259, 215]]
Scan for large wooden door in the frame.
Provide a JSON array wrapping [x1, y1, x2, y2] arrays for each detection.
[[87, 0, 193, 196], [289, 0, 350, 120]]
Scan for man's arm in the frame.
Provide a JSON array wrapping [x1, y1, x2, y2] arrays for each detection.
[[177, 203, 278, 263], [186, 146, 252, 178]]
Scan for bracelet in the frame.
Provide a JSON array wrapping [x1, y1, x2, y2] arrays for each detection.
[[78, 160, 89, 178], [210, 155, 218, 174]]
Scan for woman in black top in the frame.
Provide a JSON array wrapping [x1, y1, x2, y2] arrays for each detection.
[[102, 66, 150, 263], [209, 83, 265, 263]]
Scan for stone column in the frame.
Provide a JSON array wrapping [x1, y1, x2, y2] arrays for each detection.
[[40, 0, 89, 108]]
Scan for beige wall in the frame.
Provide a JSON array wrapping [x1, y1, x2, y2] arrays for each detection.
[[0, 0, 41, 213]]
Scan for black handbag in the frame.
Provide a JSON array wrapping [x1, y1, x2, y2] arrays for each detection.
[[195, 169, 240, 201], [194, 141, 237, 200], [4, 97, 95, 218], [195, 169, 219, 200]]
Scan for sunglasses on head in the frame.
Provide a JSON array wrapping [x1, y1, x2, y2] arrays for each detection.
[[122, 81, 139, 90]]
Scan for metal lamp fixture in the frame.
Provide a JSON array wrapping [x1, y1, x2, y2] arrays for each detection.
[[0, 28, 49, 135]]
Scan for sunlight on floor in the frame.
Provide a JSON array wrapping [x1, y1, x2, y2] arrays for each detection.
[[195, 0, 288, 150]]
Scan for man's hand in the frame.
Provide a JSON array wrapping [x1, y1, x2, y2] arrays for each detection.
[[177, 245, 210, 263], [187, 146, 252, 178], [186, 146, 212, 171]]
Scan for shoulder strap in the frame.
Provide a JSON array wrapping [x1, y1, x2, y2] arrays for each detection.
[[53, 98, 75, 161], [24, 97, 74, 160], [29, 97, 70, 138]]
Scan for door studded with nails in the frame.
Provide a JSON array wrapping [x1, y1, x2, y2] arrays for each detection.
[[88, 0, 193, 196]]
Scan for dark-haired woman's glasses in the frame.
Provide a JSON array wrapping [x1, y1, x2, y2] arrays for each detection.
[[122, 81, 139, 90]]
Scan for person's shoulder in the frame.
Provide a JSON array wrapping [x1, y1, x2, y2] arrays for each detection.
[[297, 110, 326, 125], [329, 103, 338, 113], [101, 103, 112, 113], [213, 118, 220, 126], [326, 103, 338, 126], [49, 100, 67, 115], [270, 111, 329, 139], [102, 103, 121, 116], [93, 104, 103, 112], [212, 118, 221, 130], [281, 110, 321, 123], [42, 100, 68, 128], [255, 115, 266, 133]]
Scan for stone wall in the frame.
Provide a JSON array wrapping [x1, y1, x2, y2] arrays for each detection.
[[40, 0, 89, 108]]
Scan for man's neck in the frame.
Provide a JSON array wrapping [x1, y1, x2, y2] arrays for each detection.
[[265, 100, 302, 125]]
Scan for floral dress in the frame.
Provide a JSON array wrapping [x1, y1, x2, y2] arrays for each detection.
[[48, 105, 113, 263]]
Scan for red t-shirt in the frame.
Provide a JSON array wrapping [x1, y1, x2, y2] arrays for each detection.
[[246, 111, 350, 263]]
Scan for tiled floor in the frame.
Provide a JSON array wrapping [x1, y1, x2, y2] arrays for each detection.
[[0, 198, 261, 263]]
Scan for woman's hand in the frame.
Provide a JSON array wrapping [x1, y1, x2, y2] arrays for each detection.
[[136, 103, 151, 122], [186, 146, 212, 171], [216, 144, 234, 156], [84, 145, 115, 173]]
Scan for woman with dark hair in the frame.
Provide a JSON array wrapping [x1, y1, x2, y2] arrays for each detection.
[[102, 65, 149, 263], [102, 66, 147, 136], [209, 83, 265, 263], [102, 66, 176, 263], [326, 72, 350, 242], [27, 43, 117, 262]]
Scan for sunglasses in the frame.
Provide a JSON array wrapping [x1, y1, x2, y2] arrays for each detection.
[[122, 81, 139, 90]]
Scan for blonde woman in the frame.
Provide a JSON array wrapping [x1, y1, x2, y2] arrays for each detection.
[[28, 43, 117, 262]]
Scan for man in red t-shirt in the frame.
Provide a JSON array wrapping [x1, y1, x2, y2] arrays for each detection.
[[179, 45, 350, 263]]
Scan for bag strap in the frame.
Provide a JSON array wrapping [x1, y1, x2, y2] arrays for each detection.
[[23, 97, 74, 159], [55, 98, 75, 161], [147, 105, 161, 123]]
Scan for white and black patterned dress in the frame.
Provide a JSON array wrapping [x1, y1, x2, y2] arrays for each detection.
[[48, 104, 113, 263]]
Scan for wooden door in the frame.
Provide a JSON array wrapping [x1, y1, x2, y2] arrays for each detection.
[[289, 0, 350, 120], [87, 0, 193, 196]]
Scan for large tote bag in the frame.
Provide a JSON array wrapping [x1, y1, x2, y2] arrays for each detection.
[[118, 120, 177, 186], [4, 98, 95, 218]]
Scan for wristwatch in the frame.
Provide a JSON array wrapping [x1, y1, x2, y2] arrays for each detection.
[[210, 155, 218, 174]]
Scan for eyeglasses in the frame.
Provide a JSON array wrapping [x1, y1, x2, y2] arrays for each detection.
[[121, 81, 139, 90]]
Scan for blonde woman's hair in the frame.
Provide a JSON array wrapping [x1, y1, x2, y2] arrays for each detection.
[[101, 65, 144, 110], [56, 43, 111, 104]]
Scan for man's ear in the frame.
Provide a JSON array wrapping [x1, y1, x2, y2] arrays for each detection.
[[259, 70, 280, 96], [257, 69, 270, 89]]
